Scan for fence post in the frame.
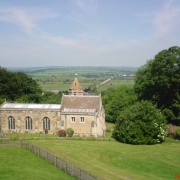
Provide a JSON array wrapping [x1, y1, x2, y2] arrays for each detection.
[[80, 170, 81, 180], [55, 156, 57, 167], [60, 158, 61, 169], [71, 164, 74, 176]]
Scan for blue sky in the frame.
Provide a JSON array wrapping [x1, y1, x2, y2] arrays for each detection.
[[0, 0, 180, 67]]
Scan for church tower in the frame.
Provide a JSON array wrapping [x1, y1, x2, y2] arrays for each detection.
[[68, 78, 84, 95]]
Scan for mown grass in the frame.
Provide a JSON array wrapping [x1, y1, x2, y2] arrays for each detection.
[[5, 132, 57, 140], [28, 139, 180, 180], [0, 145, 76, 180]]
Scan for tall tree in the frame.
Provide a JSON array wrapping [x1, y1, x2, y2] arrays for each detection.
[[134, 46, 180, 122], [103, 86, 137, 123], [0, 67, 42, 103]]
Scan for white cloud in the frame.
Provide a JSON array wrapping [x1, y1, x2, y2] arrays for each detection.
[[0, 7, 58, 34], [153, 0, 180, 37], [136, 0, 180, 38], [41, 33, 142, 56], [74, 0, 98, 13]]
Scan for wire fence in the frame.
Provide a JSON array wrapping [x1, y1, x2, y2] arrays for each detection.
[[7, 140, 98, 180]]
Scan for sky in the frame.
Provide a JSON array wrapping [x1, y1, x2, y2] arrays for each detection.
[[0, 0, 180, 68]]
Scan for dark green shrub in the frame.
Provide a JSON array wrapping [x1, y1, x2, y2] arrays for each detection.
[[112, 100, 167, 145], [67, 128, 74, 137], [57, 130, 66, 137], [105, 128, 111, 133]]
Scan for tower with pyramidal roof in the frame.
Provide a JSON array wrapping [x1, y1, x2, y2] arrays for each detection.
[[68, 78, 84, 95]]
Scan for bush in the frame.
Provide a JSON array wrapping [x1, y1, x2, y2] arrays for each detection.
[[57, 130, 66, 137], [105, 128, 111, 133], [112, 100, 167, 145], [67, 128, 74, 137]]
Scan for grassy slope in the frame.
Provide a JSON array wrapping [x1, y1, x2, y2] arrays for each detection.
[[0, 146, 76, 180], [29, 139, 180, 180]]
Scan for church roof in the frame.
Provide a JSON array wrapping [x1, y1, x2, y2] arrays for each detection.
[[0, 102, 61, 110], [60, 95, 101, 113], [69, 78, 82, 90]]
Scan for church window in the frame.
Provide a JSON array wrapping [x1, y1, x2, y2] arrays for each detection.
[[8, 116, 15, 130], [71, 117, 76, 123], [80, 117, 85, 123], [43, 117, 50, 130], [25, 116, 32, 130]]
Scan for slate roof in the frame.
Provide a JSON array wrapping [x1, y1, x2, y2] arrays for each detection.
[[61, 95, 100, 113], [0, 102, 61, 110]]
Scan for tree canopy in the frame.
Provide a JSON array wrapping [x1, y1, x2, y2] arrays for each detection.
[[112, 100, 167, 145], [134, 46, 180, 122], [103, 86, 137, 123], [0, 67, 42, 103]]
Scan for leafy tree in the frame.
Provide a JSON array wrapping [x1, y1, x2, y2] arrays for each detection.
[[0, 67, 42, 103], [41, 91, 61, 104], [134, 46, 180, 122], [112, 100, 167, 145], [103, 86, 137, 123]]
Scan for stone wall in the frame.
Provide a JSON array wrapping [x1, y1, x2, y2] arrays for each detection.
[[0, 109, 60, 134]]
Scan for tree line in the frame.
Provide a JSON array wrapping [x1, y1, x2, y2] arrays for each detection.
[[103, 46, 180, 144], [0, 67, 66, 104]]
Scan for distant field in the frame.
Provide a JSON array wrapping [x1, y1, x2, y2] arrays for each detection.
[[26, 67, 136, 92], [97, 79, 134, 92], [38, 82, 92, 91], [29, 139, 180, 180], [0, 145, 76, 180]]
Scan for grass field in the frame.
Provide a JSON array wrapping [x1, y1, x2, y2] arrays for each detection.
[[28, 139, 180, 180], [0, 145, 76, 180], [97, 79, 134, 93]]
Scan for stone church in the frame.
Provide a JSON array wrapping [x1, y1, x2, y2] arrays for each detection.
[[0, 78, 106, 137]]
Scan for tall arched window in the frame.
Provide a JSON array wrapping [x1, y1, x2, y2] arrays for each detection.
[[43, 117, 50, 130], [25, 116, 32, 130], [8, 116, 15, 130]]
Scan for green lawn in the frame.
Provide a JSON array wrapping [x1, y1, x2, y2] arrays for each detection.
[[0, 145, 76, 180], [29, 139, 180, 180]]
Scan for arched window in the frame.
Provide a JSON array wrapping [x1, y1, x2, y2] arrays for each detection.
[[8, 116, 15, 130], [43, 117, 50, 130], [25, 116, 32, 130]]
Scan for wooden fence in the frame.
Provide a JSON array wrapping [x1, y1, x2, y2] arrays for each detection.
[[21, 142, 98, 180]]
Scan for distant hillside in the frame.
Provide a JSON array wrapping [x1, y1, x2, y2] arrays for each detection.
[[7, 66, 139, 73]]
